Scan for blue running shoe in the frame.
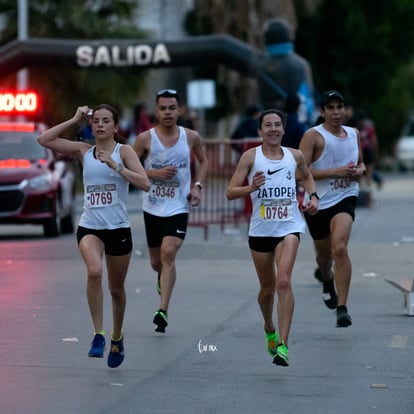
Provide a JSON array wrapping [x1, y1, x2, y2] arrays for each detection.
[[107, 336, 125, 368], [88, 333, 105, 358]]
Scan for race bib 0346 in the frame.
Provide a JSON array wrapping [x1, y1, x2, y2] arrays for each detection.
[[150, 180, 180, 200]]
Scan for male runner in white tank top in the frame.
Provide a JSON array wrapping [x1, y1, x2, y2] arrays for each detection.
[[300, 90, 366, 328], [227, 109, 319, 367], [133, 89, 208, 333]]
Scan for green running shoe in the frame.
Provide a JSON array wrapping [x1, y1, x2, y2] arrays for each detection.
[[273, 341, 289, 367], [265, 331, 278, 356]]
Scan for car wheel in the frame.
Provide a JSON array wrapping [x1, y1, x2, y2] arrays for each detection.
[[60, 213, 74, 234], [43, 217, 59, 237]]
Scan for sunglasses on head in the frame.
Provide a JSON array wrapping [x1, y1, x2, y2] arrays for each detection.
[[157, 89, 178, 96]]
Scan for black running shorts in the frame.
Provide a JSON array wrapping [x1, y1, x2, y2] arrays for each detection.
[[248, 233, 300, 253], [143, 212, 188, 248], [77, 226, 133, 256], [304, 196, 357, 240]]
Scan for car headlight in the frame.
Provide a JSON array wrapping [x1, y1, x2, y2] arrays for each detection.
[[23, 173, 54, 191]]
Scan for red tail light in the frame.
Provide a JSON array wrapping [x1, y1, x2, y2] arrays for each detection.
[[0, 159, 31, 168]]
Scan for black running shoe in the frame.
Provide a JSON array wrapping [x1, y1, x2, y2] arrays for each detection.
[[322, 279, 338, 309], [153, 310, 168, 333], [336, 305, 352, 327]]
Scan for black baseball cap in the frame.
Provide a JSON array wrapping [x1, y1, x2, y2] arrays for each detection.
[[320, 90, 345, 107]]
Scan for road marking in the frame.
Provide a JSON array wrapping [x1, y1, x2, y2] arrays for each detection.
[[362, 272, 377, 277], [389, 335, 408, 348], [371, 384, 388, 389]]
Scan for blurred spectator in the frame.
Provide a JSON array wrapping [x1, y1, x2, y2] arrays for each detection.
[[133, 102, 154, 135], [282, 93, 307, 149], [178, 104, 199, 130], [231, 104, 261, 158], [353, 109, 383, 189]]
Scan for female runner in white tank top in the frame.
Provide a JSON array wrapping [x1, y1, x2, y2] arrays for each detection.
[[38, 104, 149, 368], [227, 109, 319, 367]]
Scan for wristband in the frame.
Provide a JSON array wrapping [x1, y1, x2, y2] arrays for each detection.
[[116, 163, 124, 173], [310, 192, 320, 200]]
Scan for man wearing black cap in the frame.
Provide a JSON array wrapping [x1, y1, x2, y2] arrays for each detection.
[[299, 90, 366, 327]]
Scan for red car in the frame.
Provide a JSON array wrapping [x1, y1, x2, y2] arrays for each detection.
[[0, 122, 75, 237]]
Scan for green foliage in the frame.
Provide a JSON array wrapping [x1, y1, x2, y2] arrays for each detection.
[[0, 0, 148, 127], [295, 0, 414, 151]]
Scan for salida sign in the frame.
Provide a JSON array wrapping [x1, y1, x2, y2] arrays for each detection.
[[76, 43, 171, 67], [0, 35, 263, 76], [0, 36, 289, 99]]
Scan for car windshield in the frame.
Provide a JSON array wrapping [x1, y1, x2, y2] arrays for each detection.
[[0, 132, 48, 161]]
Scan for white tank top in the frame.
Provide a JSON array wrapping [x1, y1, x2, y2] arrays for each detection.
[[311, 124, 359, 209], [142, 126, 191, 216], [78, 143, 130, 229], [248, 146, 306, 237]]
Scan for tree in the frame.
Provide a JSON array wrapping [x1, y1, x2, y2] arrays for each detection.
[[0, 0, 148, 127], [294, 0, 414, 151], [184, 0, 297, 117]]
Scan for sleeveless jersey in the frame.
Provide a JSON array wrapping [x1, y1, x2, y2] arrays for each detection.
[[78, 143, 130, 230], [248, 146, 306, 237], [311, 124, 359, 210], [142, 126, 191, 216]]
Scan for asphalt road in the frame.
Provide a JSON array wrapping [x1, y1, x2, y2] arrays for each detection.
[[0, 172, 413, 414]]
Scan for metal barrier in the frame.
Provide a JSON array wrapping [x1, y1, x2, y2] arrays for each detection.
[[189, 137, 262, 240]]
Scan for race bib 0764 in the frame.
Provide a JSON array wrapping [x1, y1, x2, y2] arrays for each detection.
[[259, 199, 293, 221]]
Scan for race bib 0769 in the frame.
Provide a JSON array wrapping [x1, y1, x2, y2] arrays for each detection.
[[85, 183, 118, 208]]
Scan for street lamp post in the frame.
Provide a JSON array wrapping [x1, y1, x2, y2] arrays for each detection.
[[17, 0, 28, 91]]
